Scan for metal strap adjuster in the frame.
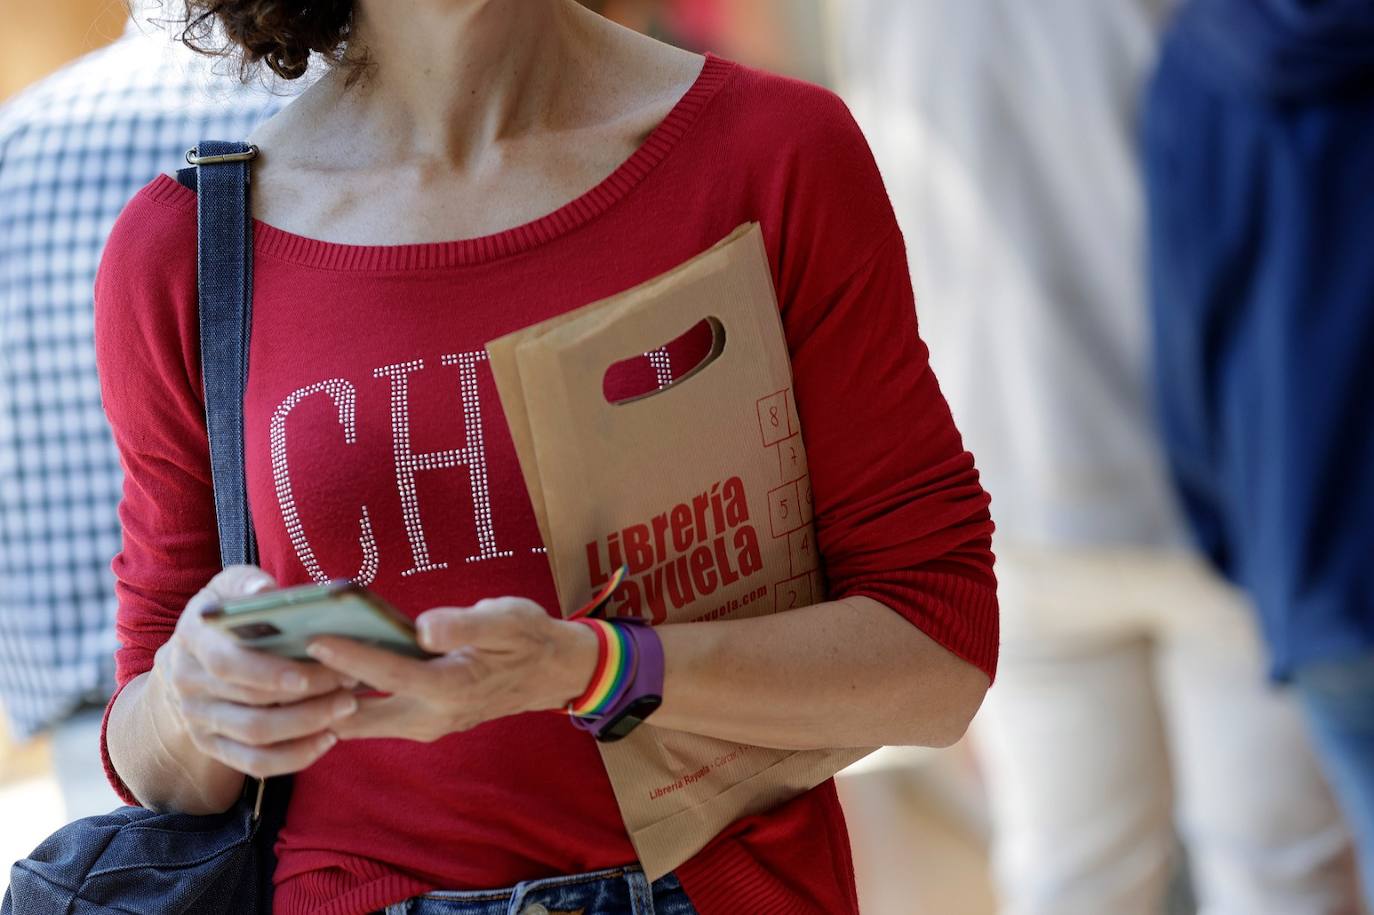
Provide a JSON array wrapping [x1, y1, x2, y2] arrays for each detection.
[[185, 144, 259, 166]]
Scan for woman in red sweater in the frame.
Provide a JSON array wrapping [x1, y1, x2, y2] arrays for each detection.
[[96, 2, 998, 913]]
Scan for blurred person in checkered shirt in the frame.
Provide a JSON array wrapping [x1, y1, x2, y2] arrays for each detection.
[[0, 2, 298, 820]]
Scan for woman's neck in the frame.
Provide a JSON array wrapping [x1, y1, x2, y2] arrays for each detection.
[[324, 0, 585, 166], [244, 0, 706, 241]]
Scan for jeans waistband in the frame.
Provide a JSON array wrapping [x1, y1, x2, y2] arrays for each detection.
[[381, 865, 693, 915]]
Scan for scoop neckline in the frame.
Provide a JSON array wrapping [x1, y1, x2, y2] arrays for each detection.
[[144, 53, 735, 271]]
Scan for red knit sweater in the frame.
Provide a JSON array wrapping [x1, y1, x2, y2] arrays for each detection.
[[94, 55, 998, 915]]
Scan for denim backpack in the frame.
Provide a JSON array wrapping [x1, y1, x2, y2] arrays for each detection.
[[3, 140, 289, 914]]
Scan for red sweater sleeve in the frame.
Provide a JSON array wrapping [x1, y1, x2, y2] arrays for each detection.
[[763, 88, 999, 680], [93, 191, 221, 803], [791, 229, 999, 679]]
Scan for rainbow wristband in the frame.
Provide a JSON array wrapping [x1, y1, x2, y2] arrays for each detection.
[[568, 619, 635, 718]]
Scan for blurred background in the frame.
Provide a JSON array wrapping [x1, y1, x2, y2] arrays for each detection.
[[3, 1, 1371, 913]]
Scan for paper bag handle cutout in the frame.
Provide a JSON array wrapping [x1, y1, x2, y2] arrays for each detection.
[[602, 317, 726, 406]]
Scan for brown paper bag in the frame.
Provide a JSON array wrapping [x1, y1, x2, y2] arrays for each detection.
[[487, 223, 872, 880]]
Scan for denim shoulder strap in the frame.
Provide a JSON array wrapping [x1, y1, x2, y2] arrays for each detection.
[[191, 140, 260, 568]]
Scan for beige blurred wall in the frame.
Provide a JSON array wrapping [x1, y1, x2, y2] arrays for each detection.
[[713, 0, 829, 84], [0, 0, 128, 102]]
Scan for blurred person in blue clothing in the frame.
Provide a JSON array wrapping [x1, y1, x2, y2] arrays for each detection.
[[1146, 0, 1374, 900], [829, 0, 1359, 911], [0, 3, 292, 819]]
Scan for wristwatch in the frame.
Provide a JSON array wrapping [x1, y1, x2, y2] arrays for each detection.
[[573, 618, 664, 743]]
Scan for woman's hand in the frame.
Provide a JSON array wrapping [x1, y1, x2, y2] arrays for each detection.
[[149, 565, 360, 778], [305, 597, 598, 742]]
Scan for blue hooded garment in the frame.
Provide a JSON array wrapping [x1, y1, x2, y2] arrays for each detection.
[[1145, 0, 1374, 676]]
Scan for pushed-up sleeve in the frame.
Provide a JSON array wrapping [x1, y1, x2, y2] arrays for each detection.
[[93, 189, 222, 801], [772, 91, 999, 680], [790, 230, 998, 679]]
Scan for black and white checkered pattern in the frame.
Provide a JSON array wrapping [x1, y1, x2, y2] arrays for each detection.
[[0, 20, 292, 738]]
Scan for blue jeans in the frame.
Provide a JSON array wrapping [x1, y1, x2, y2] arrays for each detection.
[[1292, 651, 1374, 906], [379, 866, 696, 915]]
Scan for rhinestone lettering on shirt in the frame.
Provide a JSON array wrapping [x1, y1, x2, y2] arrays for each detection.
[[269, 378, 380, 586], [271, 349, 667, 583], [374, 353, 512, 577]]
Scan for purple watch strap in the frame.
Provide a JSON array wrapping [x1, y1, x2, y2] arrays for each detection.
[[571, 618, 663, 735]]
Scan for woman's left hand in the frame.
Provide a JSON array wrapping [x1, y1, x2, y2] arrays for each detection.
[[305, 598, 598, 742]]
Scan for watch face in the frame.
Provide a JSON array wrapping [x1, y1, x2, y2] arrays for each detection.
[[596, 695, 663, 743]]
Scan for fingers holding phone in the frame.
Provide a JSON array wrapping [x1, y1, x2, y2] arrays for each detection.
[[177, 690, 356, 780], [151, 565, 358, 779]]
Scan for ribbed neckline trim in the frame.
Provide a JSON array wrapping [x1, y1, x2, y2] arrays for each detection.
[[142, 54, 735, 271]]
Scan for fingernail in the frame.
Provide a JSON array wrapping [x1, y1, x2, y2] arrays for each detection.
[[281, 671, 307, 692], [333, 695, 357, 718], [319, 733, 338, 752], [416, 620, 433, 650], [245, 577, 272, 595], [306, 643, 331, 662], [341, 677, 360, 689]]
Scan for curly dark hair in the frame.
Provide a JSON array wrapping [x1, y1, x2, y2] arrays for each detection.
[[164, 0, 358, 82]]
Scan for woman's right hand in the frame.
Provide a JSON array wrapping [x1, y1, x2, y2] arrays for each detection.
[[148, 565, 359, 779]]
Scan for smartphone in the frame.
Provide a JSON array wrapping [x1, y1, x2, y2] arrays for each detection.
[[201, 580, 431, 660]]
